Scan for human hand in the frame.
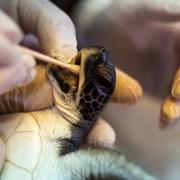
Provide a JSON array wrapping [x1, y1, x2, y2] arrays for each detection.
[[0, 10, 36, 95], [0, 0, 78, 95], [0, 0, 77, 61]]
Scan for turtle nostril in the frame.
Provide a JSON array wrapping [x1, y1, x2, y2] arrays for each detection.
[[100, 48, 109, 62], [101, 48, 106, 53]]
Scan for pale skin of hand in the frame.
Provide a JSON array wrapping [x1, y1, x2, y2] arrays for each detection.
[[0, 0, 78, 96], [0, 10, 36, 95]]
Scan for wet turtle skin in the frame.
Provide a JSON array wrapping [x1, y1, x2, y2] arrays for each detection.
[[0, 47, 156, 180]]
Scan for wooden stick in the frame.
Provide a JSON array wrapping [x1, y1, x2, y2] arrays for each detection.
[[18, 46, 80, 75]]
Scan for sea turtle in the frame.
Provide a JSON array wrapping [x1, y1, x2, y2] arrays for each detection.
[[0, 46, 155, 180]]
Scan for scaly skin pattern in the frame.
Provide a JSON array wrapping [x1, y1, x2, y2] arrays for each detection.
[[0, 47, 155, 179], [0, 108, 71, 180], [0, 109, 156, 180]]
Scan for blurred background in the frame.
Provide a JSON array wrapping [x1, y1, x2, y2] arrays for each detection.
[[52, 1, 180, 179]]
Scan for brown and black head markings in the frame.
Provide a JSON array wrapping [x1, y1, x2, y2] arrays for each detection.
[[47, 46, 116, 154], [77, 47, 116, 121]]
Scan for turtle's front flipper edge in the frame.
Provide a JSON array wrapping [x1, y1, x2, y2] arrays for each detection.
[[55, 148, 156, 180]]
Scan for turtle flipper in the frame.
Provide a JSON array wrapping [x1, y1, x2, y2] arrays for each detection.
[[55, 148, 156, 180]]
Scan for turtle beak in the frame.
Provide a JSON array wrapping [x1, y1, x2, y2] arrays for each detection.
[[73, 46, 116, 97]]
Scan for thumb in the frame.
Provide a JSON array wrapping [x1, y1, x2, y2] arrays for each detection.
[[1, 0, 77, 62]]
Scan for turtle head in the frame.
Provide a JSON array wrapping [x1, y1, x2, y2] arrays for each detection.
[[47, 46, 116, 154], [73, 46, 116, 121], [47, 46, 115, 123]]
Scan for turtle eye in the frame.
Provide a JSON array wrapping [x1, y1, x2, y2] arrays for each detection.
[[60, 81, 71, 94]]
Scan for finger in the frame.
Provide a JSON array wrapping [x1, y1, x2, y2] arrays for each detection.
[[111, 68, 143, 104], [0, 9, 23, 43], [21, 54, 36, 69], [6, 54, 36, 88], [0, 35, 21, 66], [171, 68, 180, 99], [21, 34, 40, 51], [1, 0, 77, 62], [0, 35, 36, 94], [17, 54, 36, 86], [160, 96, 180, 128], [18, 68, 36, 87], [85, 118, 116, 148]]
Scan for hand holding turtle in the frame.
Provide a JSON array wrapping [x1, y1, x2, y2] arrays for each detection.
[[0, 10, 36, 95], [0, 0, 79, 95]]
